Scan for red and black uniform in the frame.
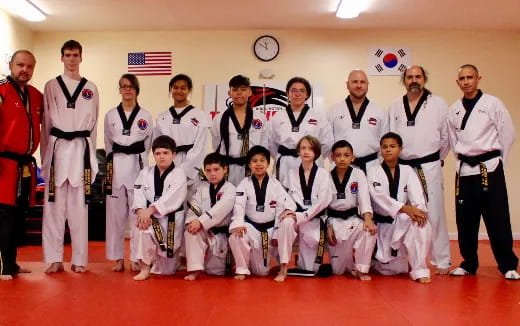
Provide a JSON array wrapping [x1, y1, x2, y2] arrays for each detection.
[[0, 76, 42, 275]]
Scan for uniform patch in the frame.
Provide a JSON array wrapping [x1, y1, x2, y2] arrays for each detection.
[[217, 192, 223, 200], [373, 181, 381, 187], [269, 200, 277, 208], [82, 89, 94, 100], [308, 119, 318, 126], [350, 182, 358, 194], [191, 118, 199, 126], [368, 117, 377, 125], [252, 119, 263, 129], [137, 119, 148, 130], [236, 192, 244, 196]]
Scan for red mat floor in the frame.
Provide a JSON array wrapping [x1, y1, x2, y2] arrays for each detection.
[[1, 240, 519, 326]]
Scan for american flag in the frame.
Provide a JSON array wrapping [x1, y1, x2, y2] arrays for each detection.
[[127, 51, 172, 76]]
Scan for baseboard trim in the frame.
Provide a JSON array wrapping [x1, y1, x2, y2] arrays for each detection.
[[449, 232, 520, 240]]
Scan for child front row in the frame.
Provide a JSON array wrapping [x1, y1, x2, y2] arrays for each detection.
[[131, 132, 432, 283]]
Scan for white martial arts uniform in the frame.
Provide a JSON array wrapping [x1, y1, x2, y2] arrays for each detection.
[[229, 175, 296, 276], [41, 74, 99, 267], [154, 105, 209, 195], [328, 97, 389, 172], [280, 164, 333, 272], [367, 163, 432, 280], [268, 106, 333, 189], [211, 107, 269, 186], [184, 180, 236, 275], [104, 104, 153, 263], [132, 164, 187, 275], [327, 166, 376, 275], [389, 91, 450, 269]]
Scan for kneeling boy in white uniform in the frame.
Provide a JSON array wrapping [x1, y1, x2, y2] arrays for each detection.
[[132, 136, 187, 280], [367, 132, 432, 283], [229, 145, 297, 281], [184, 153, 236, 280], [327, 140, 377, 280]]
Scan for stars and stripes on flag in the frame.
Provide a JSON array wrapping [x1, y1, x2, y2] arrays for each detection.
[[368, 47, 412, 76], [127, 51, 172, 76]]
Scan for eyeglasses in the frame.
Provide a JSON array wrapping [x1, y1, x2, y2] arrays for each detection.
[[289, 88, 307, 94], [119, 85, 135, 90]]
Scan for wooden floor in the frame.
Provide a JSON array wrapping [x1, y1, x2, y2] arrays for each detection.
[[1, 240, 519, 326]]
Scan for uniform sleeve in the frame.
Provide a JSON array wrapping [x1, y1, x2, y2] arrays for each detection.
[[199, 183, 236, 230], [41, 82, 56, 167], [357, 170, 373, 215], [319, 113, 333, 160], [179, 113, 208, 177], [152, 115, 166, 141], [379, 109, 390, 139], [260, 116, 270, 149], [103, 112, 113, 154], [405, 168, 427, 211], [273, 181, 297, 229], [229, 179, 248, 230], [295, 171, 333, 225], [493, 99, 515, 165], [367, 168, 403, 219], [438, 98, 450, 160], [131, 170, 147, 212], [211, 114, 222, 151], [267, 116, 279, 160], [90, 85, 100, 152], [388, 104, 396, 132], [186, 185, 203, 224], [143, 114, 153, 161], [446, 105, 458, 153], [152, 171, 187, 217]]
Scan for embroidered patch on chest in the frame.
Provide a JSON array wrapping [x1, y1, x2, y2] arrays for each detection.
[[368, 117, 377, 125], [252, 119, 263, 129], [308, 119, 318, 125], [191, 118, 199, 126], [350, 182, 358, 194], [137, 119, 148, 130], [82, 89, 93, 100]]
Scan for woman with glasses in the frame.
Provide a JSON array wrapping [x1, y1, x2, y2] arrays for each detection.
[[268, 77, 333, 189], [103, 73, 153, 272]]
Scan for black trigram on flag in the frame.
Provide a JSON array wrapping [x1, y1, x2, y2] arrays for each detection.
[[375, 64, 383, 72], [368, 47, 413, 76], [397, 49, 406, 57], [374, 49, 383, 57], [398, 64, 407, 72]]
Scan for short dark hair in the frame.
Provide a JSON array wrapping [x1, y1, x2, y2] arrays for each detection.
[[459, 64, 479, 75], [297, 135, 321, 159], [169, 73, 193, 93], [286, 77, 312, 100], [119, 73, 140, 96], [401, 65, 428, 84], [380, 132, 403, 147], [229, 75, 251, 88], [61, 40, 82, 57], [10, 50, 35, 64], [247, 145, 271, 165], [152, 135, 176, 153], [203, 152, 227, 168], [331, 140, 354, 154]]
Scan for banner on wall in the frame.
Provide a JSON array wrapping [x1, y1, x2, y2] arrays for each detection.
[[368, 47, 412, 76], [203, 82, 324, 120], [127, 51, 172, 76]]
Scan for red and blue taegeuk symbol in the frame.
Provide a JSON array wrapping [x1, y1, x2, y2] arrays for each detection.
[[82, 89, 93, 100], [383, 53, 398, 68], [137, 119, 148, 130], [350, 182, 359, 194]]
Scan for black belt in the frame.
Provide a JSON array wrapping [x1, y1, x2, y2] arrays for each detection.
[[295, 204, 327, 265], [0, 152, 35, 165], [353, 152, 377, 174], [48, 127, 91, 204], [224, 155, 247, 166], [456, 150, 501, 196], [106, 140, 146, 195], [175, 144, 194, 153], [148, 201, 183, 258], [276, 145, 298, 181], [399, 150, 440, 201], [210, 225, 229, 235], [245, 216, 274, 266], [327, 207, 359, 220], [373, 213, 393, 224]]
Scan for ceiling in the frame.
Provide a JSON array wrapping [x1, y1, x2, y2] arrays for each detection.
[[7, 0, 520, 31]]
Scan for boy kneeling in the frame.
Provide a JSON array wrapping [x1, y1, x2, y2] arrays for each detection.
[[228, 146, 297, 281], [133, 135, 187, 280], [367, 132, 432, 283], [327, 140, 377, 280], [184, 153, 236, 280]]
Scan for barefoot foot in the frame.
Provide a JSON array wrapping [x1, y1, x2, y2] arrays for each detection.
[[45, 262, 64, 274], [234, 274, 246, 280], [354, 270, 371, 281], [274, 272, 287, 282], [417, 277, 431, 283], [184, 271, 201, 281], [130, 262, 141, 272], [111, 260, 125, 272], [0, 274, 13, 281], [71, 265, 87, 273], [133, 264, 151, 281], [435, 268, 449, 275]]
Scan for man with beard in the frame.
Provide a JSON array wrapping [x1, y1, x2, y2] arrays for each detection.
[[388, 65, 451, 275], [328, 69, 388, 174], [0, 50, 42, 280]]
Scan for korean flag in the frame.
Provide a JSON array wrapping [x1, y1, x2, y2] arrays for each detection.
[[368, 47, 413, 76]]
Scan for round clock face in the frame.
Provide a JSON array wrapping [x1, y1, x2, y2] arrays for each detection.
[[253, 35, 280, 62]]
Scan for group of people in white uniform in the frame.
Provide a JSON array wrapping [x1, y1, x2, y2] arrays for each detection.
[[3, 39, 518, 283]]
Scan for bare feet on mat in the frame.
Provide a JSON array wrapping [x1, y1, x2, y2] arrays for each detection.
[[274, 264, 288, 282], [354, 270, 371, 281], [71, 265, 87, 273], [112, 260, 124, 272], [0, 275, 13, 281], [18, 267, 32, 273], [234, 274, 246, 280], [45, 262, 64, 274], [417, 277, 431, 283], [131, 262, 141, 272], [184, 271, 201, 281], [133, 265, 151, 281], [435, 268, 449, 275]]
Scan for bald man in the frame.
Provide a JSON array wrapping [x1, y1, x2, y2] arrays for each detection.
[[328, 69, 389, 173], [0, 50, 43, 280], [388, 65, 450, 274], [447, 64, 518, 280]]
